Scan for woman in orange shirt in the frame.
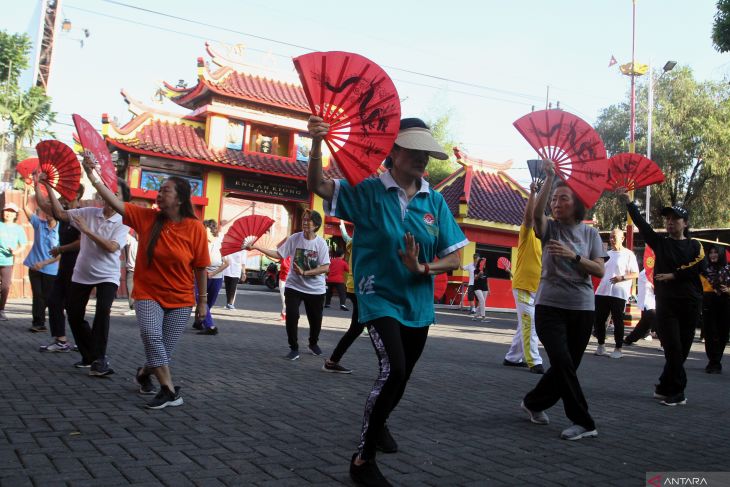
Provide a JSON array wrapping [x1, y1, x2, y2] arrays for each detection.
[[82, 158, 209, 409]]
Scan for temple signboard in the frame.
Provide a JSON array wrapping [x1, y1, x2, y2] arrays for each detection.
[[224, 173, 308, 202]]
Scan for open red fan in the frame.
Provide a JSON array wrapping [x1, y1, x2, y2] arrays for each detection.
[[513, 109, 608, 208], [221, 215, 275, 257], [72, 114, 117, 193], [35, 140, 81, 201], [605, 153, 664, 191], [497, 257, 511, 272], [434, 272, 448, 301], [16, 158, 39, 184], [293, 51, 401, 186]]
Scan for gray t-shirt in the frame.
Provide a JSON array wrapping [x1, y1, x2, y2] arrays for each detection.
[[535, 219, 607, 311]]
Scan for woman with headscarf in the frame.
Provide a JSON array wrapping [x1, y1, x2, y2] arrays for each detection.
[[700, 245, 730, 374], [307, 116, 468, 486]]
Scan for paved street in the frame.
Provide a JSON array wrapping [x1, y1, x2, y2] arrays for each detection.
[[1, 285, 728, 486]]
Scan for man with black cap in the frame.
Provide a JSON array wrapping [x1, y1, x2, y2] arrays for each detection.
[[618, 192, 704, 406]]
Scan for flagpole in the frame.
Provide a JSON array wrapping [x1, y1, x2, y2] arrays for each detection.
[[626, 0, 637, 250]]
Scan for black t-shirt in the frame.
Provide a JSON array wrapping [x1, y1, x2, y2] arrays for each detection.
[[57, 220, 80, 273]]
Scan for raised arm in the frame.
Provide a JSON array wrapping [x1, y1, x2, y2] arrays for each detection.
[[22, 187, 34, 221], [523, 182, 538, 229], [81, 156, 125, 216], [248, 244, 282, 261], [532, 161, 555, 239], [617, 190, 658, 248], [39, 177, 70, 222], [306, 116, 335, 200]]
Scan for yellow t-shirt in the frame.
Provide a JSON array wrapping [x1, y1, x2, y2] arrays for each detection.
[[512, 224, 542, 293]]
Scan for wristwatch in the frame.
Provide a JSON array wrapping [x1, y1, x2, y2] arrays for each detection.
[[574, 254, 582, 263]]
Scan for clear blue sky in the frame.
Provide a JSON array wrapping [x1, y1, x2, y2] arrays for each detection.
[[2, 0, 727, 185]]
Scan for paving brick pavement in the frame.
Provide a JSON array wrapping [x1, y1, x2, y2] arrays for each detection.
[[0, 288, 728, 486]]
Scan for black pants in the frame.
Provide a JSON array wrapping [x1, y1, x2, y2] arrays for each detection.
[[702, 293, 730, 369], [325, 282, 347, 307], [625, 309, 657, 344], [29, 269, 56, 327], [66, 281, 118, 365], [358, 317, 429, 461], [224, 276, 239, 305], [48, 267, 74, 338], [655, 297, 701, 396], [330, 293, 364, 363], [524, 305, 595, 430], [0, 265, 13, 310], [594, 295, 626, 348], [284, 287, 325, 351]]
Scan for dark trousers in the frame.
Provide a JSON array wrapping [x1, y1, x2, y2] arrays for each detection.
[[325, 282, 347, 307], [625, 309, 657, 344], [194, 277, 223, 329], [0, 265, 13, 310], [330, 293, 364, 363], [29, 269, 56, 327], [594, 295, 626, 347], [224, 276, 239, 305], [48, 268, 74, 338], [655, 297, 701, 396], [284, 287, 325, 351], [66, 281, 118, 365], [358, 317, 429, 460], [524, 305, 595, 430], [702, 293, 730, 369]]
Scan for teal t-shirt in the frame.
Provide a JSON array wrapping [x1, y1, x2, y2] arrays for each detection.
[[0, 222, 27, 266], [326, 172, 468, 327]]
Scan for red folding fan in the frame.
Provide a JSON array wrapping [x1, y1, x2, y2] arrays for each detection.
[[293, 51, 401, 186], [434, 272, 448, 301], [16, 157, 39, 184], [605, 153, 665, 191], [221, 215, 275, 257], [497, 257, 511, 272], [35, 140, 81, 201], [513, 109, 608, 208], [72, 113, 118, 193]]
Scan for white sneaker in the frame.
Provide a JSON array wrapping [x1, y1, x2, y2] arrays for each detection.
[[123, 309, 136, 316], [643, 335, 653, 341], [520, 401, 549, 425], [560, 424, 598, 440], [594, 344, 607, 356], [610, 349, 622, 359], [0, 310, 7, 321]]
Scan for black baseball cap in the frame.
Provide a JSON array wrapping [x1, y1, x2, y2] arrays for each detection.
[[660, 205, 689, 221]]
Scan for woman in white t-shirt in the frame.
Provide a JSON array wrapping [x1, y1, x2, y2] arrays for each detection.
[[194, 220, 229, 335], [221, 249, 246, 310], [248, 210, 330, 360]]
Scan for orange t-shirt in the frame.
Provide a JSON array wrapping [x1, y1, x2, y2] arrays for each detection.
[[123, 203, 210, 308]]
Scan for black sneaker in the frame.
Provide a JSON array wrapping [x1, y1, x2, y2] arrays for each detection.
[[529, 364, 545, 374], [376, 424, 398, 453], [145, 386, 183, 409], [73, 360, 91, 368], [322, 360, 352, 374], [324, 304, 331, 308], [285, 350, 300, 361], [192, 321, 203, 330], [661, 393, 687, 406], [308, 344, 323, 356], [340, 305, 350, 311], [503, 358, 527, 368], [349, 453, 392, 487], [196, 326, 218, 335], [89, 359, 115, 377], [29, 325, 47, 333], [134, 367, 156, 395]]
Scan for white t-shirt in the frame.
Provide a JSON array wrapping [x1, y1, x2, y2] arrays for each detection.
[[277, 232, 330, 295], [207, 238, 225, 276], [126, 233, 137, 271], [68, 207, 129, 285], [636, 270, 656, 311], [595, 247, 639, 300], [462, 262, 477, 285], [222, 249, 246, 278]]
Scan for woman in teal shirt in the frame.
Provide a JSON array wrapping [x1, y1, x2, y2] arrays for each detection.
[[0, 202, 27, 321]]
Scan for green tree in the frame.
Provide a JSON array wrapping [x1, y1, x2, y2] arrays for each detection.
[[713, 0, 730, 52], [593, 66, 730, 228], [424, 111, 459, 186], [0, 30, 55, 166]]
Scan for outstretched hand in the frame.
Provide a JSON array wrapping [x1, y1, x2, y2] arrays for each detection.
[[397, 232, 422, 274], [615, 188, 631, 205], [542, 159, 556, 177]]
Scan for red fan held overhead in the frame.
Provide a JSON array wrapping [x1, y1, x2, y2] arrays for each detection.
[[221, 215, 275, 257], [293, 51, 401, 186], [35, 140, 81, 201], [72, 114, 117, 193], [497, 257, 511, 272], [605, 153, 665, 191], [513, 109, 608, 208], [16, 158, 39, 184]]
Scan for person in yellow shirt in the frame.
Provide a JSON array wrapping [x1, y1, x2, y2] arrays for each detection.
[[504, 182, 544, 374]]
